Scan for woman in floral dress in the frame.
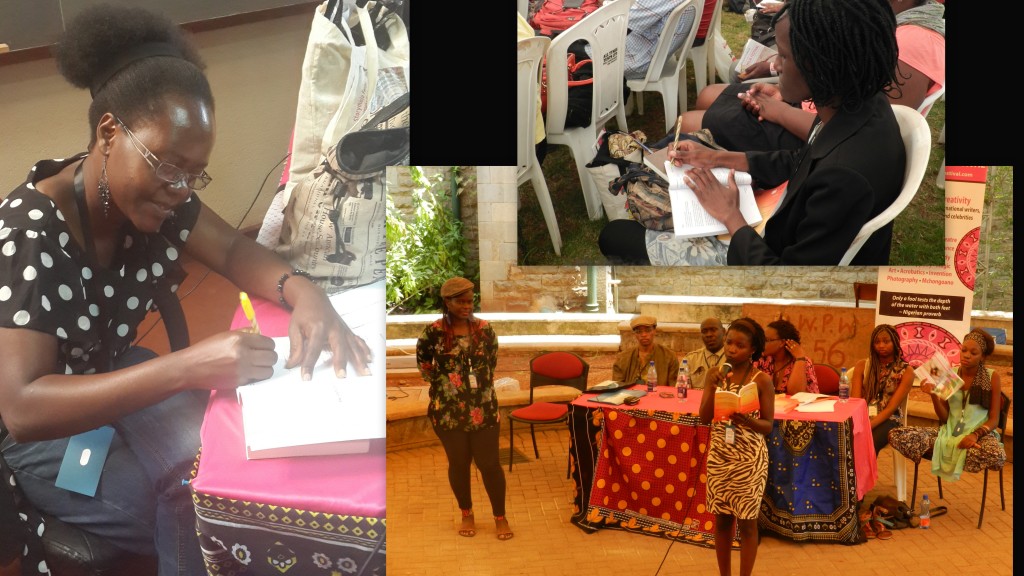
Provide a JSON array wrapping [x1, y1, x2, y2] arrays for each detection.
[[755, 318, 819, 395], [416, 277, 512, 540], [849, 324, 914, 455]]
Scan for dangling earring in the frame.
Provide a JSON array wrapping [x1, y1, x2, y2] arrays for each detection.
[[98, 156, 112, 219]]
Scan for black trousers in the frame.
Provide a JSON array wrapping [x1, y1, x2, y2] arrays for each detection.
[[433, 424, 507, 516]]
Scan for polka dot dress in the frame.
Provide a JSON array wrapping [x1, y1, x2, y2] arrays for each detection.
[[0, 155, 200, 373]]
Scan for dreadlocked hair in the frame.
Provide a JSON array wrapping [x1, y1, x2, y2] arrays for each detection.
[[727, 317, 767, 362], [54, 4, 213, 146], [776, 0, 900, 112], [863, 324, 904, 404]]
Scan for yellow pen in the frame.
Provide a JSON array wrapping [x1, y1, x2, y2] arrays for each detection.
[[239, 292, 260, 334]]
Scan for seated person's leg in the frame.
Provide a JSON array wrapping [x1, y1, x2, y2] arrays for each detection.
[[599, 220, 651, 265], [694, 83, 730, 110], [701, 83, 804, 153], [679, 110, 706, 134]]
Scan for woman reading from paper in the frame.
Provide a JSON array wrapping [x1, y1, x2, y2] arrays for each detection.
[[699, 318, 773, 576], [888, 329, 1006, 482], [601, 0, 906, 265], [849, 324, 914, 455], [416, 277, 512, 541], [0, 6, 371, 573]]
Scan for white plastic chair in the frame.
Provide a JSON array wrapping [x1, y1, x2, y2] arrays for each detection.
[[838, 104, 931, 266], [625, 0, 704, 134], [545, 0, 631, 220], [685, 0, 725, 101], [517, 35, 562, 256], [916, 84, 945, 118], [892, 391, 910, 502]]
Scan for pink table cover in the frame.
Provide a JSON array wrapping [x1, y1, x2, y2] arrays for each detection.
[[573, 386, 877, 500], [190, 296, 385, 516]]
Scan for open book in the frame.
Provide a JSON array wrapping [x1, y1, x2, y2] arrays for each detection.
[[235, 283, 385, 460], [774, 395, 799, 413], [664, 163, 763, 239], [713, 382, 759, 421], [913, 351, 965, 401], [736, 38, 778, 75]]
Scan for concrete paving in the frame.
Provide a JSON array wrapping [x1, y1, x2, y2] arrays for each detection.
[[386, 426, 1013, 575]]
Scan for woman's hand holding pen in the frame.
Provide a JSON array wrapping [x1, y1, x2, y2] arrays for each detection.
[[284, 278, 372, 380], [182, 331, 278, 389]]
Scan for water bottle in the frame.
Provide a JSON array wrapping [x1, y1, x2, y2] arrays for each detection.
[[646, 360, 657, 393], [919, 494, 931, 529], [676, 360, 691, 400], [838, 367, 850, 403]]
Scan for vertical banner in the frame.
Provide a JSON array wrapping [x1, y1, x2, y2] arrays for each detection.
[[874, 166, 988, 368]]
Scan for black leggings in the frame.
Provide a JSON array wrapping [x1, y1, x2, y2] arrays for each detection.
[[598, 219, 651, 264], [433, 424, 506, 516], [872, 418, 899, 455]]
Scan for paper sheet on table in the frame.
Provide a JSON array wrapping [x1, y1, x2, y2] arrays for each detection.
[[664, 164, 762, 238], [794, 399, 837, 413], [236, 281, 385, 459], [791, 392, 831, 404]]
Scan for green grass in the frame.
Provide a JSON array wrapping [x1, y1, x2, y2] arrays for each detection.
[[519, 10, 948, 267]]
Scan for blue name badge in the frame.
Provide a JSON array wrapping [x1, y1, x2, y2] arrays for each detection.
[[54, 426, 115, 497]]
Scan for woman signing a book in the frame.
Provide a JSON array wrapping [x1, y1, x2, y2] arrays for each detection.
[[849, 324, 914, 455], [620, 0, 904, 266], [699, 318, 773, 576], [0, 5, 370, 573], [415, 277, 513, 541], [888, 328, 1006, 482]]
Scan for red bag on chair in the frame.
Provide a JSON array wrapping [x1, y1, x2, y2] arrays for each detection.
[[530, 0, 601, 37], [539, 40, 594, 128]]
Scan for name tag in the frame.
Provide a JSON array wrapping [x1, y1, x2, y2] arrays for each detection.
[[55, 426, 115, 497], [724, 424, 736, 445], [868, 403, 878, 418]]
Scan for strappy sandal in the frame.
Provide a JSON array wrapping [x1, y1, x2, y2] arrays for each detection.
[[871, 508, 893, 540], [494, 515, 514, 541], [860, 511, 876, 539], [458, 509, 476, 537]]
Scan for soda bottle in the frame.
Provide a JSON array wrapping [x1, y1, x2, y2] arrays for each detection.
[[919, 494, 931, 529], [646, 360, 657, 393], [838, 367, 850, 403], [676, 359, 691, 400]]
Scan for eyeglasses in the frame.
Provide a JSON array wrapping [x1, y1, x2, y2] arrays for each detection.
[[116, 116, 212, 191]]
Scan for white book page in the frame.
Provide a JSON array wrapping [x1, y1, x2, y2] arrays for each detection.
[[236, 281, 386, 458], [664, 163, 762, 239], [737, 38, 778, 73], [794, 399, 837, 413]]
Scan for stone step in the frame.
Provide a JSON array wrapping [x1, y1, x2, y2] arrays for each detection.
[[385, 312, 631, 340]]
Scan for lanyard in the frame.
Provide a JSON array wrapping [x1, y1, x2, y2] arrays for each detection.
[[72, 160, 114, 373]]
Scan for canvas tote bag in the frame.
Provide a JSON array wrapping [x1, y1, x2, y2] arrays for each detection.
[[275, 1, 409, 294], [282, 0, 409, 207]]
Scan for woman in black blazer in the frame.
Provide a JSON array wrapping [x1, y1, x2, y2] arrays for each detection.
[[602, 0, 906, 266]]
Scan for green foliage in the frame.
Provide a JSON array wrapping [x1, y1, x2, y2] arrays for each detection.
[[386, 167, 468, 314]]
